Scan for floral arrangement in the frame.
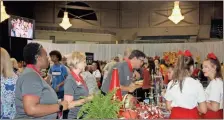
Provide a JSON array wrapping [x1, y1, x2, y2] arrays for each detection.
[[196, 56, 201, 63], [163, 51, 178, 65]]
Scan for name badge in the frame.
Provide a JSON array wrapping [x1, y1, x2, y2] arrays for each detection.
[[75, 81, 82, 86], [52, 72, 61, 76], [127, 76, 130, 81]]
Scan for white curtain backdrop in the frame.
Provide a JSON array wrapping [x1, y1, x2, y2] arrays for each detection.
[[28, 40, 224, 62]]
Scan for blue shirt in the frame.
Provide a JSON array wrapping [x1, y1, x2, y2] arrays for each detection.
[[49, 64, 68, 92], [1, 73, 18, 119]]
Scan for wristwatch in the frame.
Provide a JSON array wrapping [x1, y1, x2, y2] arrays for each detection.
[[58, 103, 63, 112]]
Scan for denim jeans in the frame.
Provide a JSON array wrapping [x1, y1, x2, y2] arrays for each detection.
[[57, 91, 64, 99]]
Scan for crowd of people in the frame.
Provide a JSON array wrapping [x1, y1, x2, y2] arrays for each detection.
[[0, 42, 223, 119]]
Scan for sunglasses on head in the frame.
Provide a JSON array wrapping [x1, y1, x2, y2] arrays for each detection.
[[35, 45, 43, 59]]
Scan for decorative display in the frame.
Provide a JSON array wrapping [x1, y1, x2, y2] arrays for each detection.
[[196, 56, 201, 63], [122, 94, 138, 109], [136, 103, 165, 119], [163, 51, 178, 65], [78, 66, 170, 119]]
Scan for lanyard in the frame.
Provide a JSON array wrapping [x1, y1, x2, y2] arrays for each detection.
[[125, 59, 133, 72], [27, 64, 41, 75], [71, 71, 89, 92]]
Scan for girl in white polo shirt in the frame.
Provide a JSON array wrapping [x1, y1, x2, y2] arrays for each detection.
[[202, 52, 223, 119], [165, 50, 207, 119]]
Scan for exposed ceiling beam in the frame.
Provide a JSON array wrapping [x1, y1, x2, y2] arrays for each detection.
[[57, 4, 120, 11], [133, 39, 185, 43], [60, 8, 98, 26], [78, 12, 96, 18], [57, 5, 96, 11]]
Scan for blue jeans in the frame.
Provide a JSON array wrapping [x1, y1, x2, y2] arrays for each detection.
[[57, 91, 64, 99]]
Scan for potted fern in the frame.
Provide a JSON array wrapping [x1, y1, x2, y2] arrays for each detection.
[[78, 90, 122, 119]]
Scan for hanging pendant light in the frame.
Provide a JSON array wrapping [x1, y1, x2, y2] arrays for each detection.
[[1, 1, 10, 22], [168, 1, 184, 24], [59, 11, 72, 30]]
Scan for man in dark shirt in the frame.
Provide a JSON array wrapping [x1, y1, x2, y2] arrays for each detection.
[[101, 50, 146, 96]]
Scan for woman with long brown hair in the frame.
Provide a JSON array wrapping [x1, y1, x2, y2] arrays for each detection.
[[1, 48, 18, 119], [202, 53, 223, 119], [164, 50, 207, 119]]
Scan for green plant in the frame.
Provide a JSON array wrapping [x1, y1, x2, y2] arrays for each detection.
[[78, 89, 122, 119]]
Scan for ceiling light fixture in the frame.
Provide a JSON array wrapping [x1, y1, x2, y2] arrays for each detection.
[[59, 1, 72, 30], [59, 11, 72, 30], [168, 1, 184, 24], [0, 1, 10, 22]]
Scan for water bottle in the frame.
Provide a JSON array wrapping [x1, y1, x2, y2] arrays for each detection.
[[143, 92, 149, 104]]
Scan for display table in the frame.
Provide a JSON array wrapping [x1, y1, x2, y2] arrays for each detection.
[[120, 97, 170, 119], [136, 103, 170, 119]]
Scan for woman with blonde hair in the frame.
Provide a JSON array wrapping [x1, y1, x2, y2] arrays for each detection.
[[164, 50, 207, 119], [10, 58, 19, 74], [1, 48, 18, 119], [202, 53, 223, 119], [64, 52, 93, 119]]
